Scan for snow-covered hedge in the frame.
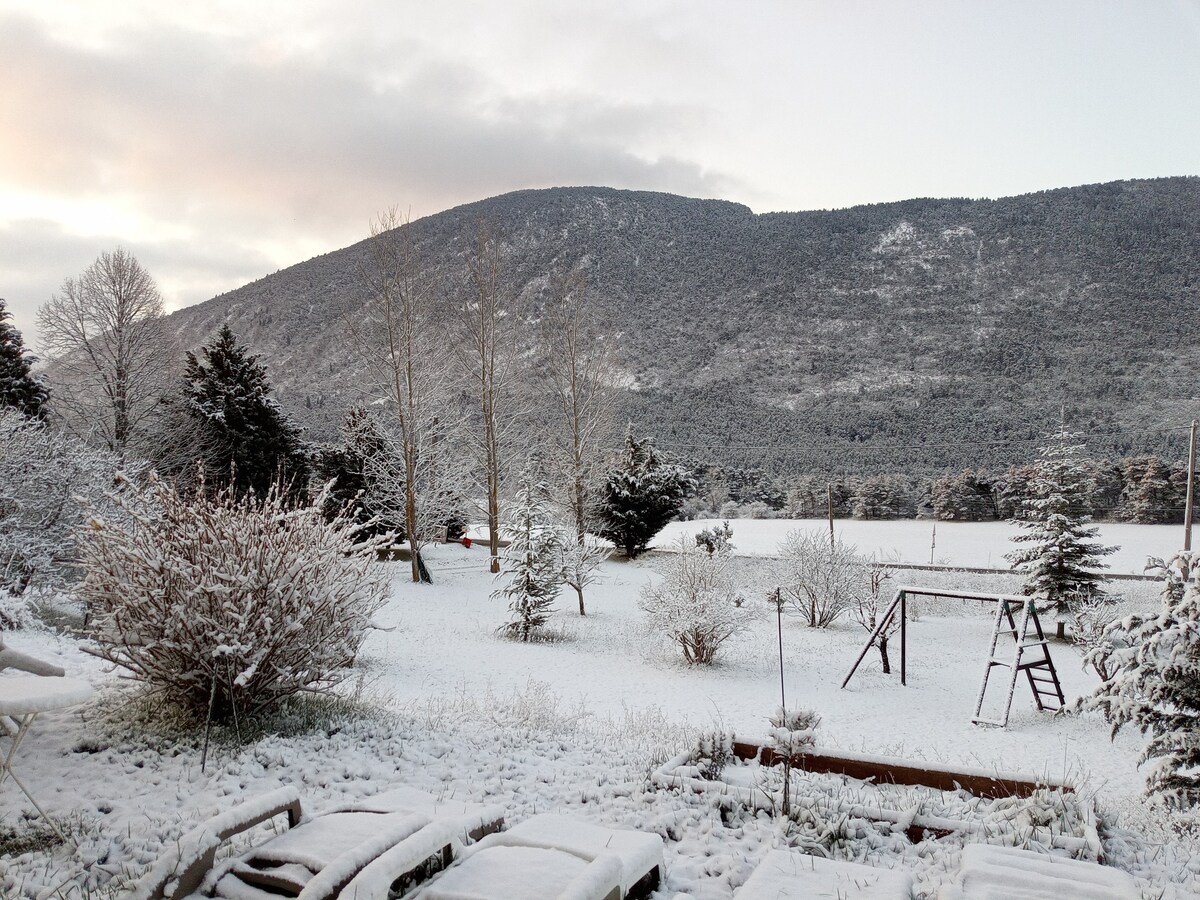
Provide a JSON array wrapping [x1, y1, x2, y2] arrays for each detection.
[[80, 474, 390, 720]]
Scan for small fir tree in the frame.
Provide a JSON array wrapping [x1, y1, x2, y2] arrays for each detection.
[[494, 470, 565, 641], [312, 406, 394, 541], [1080, 552, 1200, 808], [184, 325, 309, 500], [1005, 432, 1115, 636], [0, 298, 48, 420], [594, 427, 695, 558]]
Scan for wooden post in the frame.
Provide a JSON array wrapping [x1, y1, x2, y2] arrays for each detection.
[[1186, 420, 1197, 552], [774, 588, 786, 710], [929, 521, 936, 565], [900, 591, 907, 686], [827, 484, 835, 548]]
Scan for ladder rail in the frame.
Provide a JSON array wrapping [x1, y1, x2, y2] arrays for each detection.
[[973, 598, 1065, 728]]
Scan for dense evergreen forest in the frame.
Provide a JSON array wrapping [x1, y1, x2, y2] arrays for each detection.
[[164, 177, 1200, 477]]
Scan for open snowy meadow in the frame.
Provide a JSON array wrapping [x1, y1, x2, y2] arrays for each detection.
[[2, 529, 1199, 899]]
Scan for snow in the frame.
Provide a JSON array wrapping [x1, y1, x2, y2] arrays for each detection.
[[733, 849, 912, 898], [0, 675, 93, 715], [659, 519, 1182, 576], [1, 541, 1197, 898], [941, 844, 1138, 899], [411, 845, 609, 900], [491, 814, 662, 894]]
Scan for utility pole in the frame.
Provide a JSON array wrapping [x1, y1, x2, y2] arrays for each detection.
[[1186, 419, 1197, 551], [930, 520, 937, 565]]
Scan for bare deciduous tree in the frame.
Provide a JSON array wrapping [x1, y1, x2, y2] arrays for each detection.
[[776, 529, 864, 627], [453, 223, 523, 574], [851, 557, 898, 673], [349, 209, 450, 582], [37, 249, 175, 458], [540, 273, 619, 613]]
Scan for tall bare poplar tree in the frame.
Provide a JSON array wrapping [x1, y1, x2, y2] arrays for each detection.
[[455, 224, 521, 574], [541, 274, 618, 614], [350, 209, 447, 582], [37, 249, 173, 457]]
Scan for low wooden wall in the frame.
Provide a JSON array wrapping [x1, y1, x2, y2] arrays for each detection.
[[731, 741, 1071, 800]]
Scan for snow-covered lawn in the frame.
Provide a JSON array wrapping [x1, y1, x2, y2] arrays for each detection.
[[660, 518, 1184, 575], [1, 543, 1197, 898]]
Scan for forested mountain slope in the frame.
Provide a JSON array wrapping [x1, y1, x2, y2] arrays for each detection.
[[165, 177, 1200, 474]]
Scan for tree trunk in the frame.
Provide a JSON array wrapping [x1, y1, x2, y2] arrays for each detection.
[[575, 583, 586, 616], [879, 633, 891, 674]]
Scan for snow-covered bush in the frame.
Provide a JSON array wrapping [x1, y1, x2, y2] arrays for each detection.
[[639, 539, 756, 664], [695, 521, 734, 556], [0, 409, 123, 598], [1080, 551, 1200, 807], [776, 529, 864, 627], [593, 427, 694, 558], [769, 706, 821, 816], [80, 474, 390, 721], [695, 729, 735, 781], [851, 558, 899, 673], [494, 472, 565, 641], [559, 535, 609, 616]]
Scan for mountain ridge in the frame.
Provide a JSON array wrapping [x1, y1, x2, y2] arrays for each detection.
[[164, 176, 1200, 474]]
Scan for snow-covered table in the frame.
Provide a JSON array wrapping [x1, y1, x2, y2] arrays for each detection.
[[0, 675, 95, 840], [733, 849, 914, 899], [938, 844, 1137, 900]]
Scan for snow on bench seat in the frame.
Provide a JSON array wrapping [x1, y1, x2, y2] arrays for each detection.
[[734, 849, 913, 899], [490, 813, 663, 899], [328, 785, 505, 844], [411, 846, 621, 900], [939, 844, 1138, 900], [0, 675, 93, 716]]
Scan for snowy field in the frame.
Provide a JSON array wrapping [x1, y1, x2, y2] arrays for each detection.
[[2, 544, 1198, 898], [661, 518, 1185, 575]]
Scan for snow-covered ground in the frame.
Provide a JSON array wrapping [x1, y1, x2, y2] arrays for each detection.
[[660, 518, 1184, 575], [1, 543, 1197, 898]]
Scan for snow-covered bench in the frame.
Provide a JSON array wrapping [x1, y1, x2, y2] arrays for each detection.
[[0, 636, 94, 842], [403, 814, 663, 900], [133, 785, 503, 900], [938, 844, 1138, 900], [733, 849, 913, 899]]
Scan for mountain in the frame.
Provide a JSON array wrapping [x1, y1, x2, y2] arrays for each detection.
[[164, 177, 1200, 475]]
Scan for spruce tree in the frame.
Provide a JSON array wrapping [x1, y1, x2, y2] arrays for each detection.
[[1082, 552, 1200, 808], [594, 427, 695, 558], [494, 469, 565, 641], [0, 298, 49, 419], [312, 406, 392, 540], [184, 325, 309, 499], [1005, 432, 1115, 636]]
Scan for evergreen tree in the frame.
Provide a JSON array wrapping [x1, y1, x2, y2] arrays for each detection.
[[594, 427, 696, 558], [0, 298, 48, 419], [1005, 433, 1115, 634], [1129, 456, 1175, 524], [1081, 552, 1200, 808], [494, 469, 565, 641], [932, 471, 997, 521], [312, 406, 393, 540], [184, 325, 309, 499]]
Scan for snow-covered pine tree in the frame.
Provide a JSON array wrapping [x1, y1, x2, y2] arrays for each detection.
[[594, 427, 695, 558], [184, 325, 309, 500], [494, 469, 565, 641], [0, 298, 48, 420], [1080, 552, 1200, 808], [1004, 431, 1115, 638]]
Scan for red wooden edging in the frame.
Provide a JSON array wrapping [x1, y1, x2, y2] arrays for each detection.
[[731, 741, 1070, 800]]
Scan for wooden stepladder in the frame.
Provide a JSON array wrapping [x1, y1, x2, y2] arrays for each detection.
[[972, 598, 1065, 727]]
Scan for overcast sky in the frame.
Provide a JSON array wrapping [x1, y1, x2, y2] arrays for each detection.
[[2, 0, 1198, 345]]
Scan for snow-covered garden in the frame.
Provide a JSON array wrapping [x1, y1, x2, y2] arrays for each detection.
[[3, 534, 1200, 898]]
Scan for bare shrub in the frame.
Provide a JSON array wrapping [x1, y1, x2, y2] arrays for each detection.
[[776, 529, 865, 627], [80, 474, 390, 721], [640, 539, 756, 664]]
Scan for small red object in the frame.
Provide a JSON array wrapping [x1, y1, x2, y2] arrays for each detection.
[[461, 536, 472, 548]]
